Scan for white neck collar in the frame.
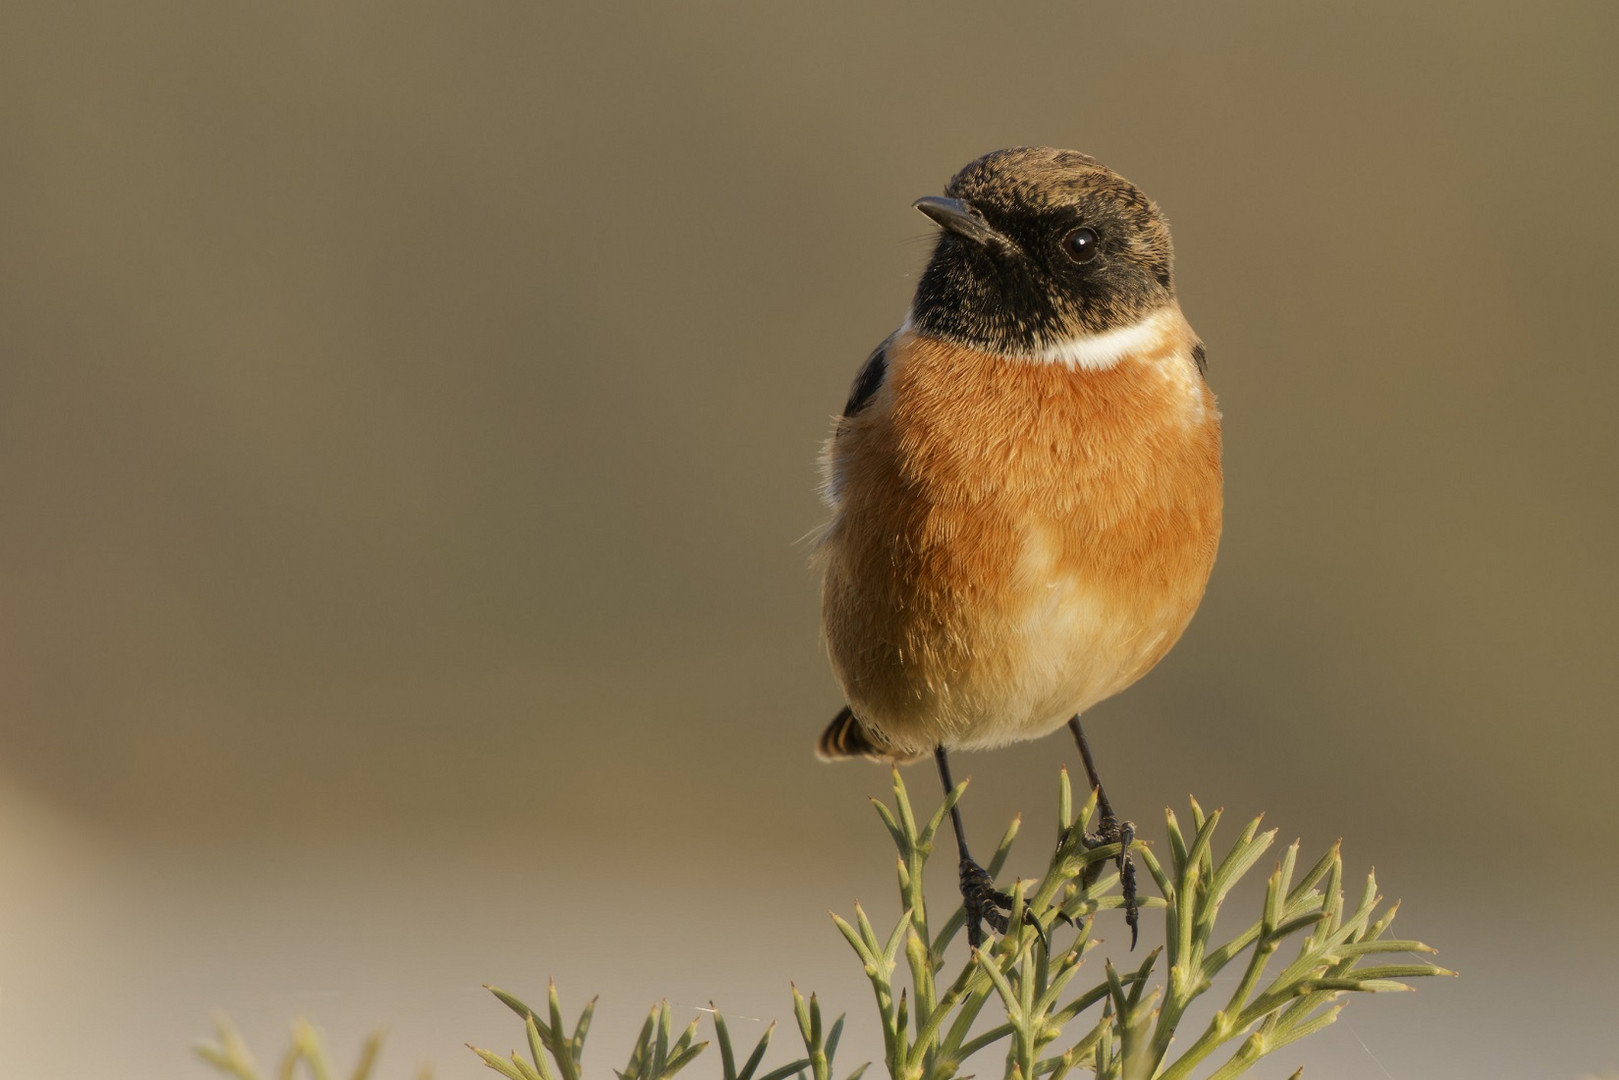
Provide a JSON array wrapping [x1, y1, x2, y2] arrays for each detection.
[[904, 306, 1177, 371]]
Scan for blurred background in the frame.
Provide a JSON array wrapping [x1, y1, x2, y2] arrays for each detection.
[[1, 2, 1615, 1078]]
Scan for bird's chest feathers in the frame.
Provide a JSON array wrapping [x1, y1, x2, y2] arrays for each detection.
[[879, 332, 1222, 569]]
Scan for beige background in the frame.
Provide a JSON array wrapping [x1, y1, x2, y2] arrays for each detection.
[[1, 3, 1615, 1078]]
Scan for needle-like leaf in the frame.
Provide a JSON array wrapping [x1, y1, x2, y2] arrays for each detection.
[[203, 772, 1450, 1080]]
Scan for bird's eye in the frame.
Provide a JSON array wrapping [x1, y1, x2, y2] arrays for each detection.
[[1061, 227, 1100, 264]]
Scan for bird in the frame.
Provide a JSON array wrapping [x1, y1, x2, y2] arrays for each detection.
[[813, 147, 1222, 949]]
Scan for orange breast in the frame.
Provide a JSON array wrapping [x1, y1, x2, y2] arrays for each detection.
[[818, 319, 1222, 755]]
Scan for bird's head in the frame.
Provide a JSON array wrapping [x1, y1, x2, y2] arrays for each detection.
[[910, 147, 1177, 361]]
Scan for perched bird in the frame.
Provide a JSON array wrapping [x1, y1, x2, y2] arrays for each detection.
[[814, 147, 1222, 948]]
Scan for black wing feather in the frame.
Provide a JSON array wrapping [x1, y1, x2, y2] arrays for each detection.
[[842, 339, 890, 418]]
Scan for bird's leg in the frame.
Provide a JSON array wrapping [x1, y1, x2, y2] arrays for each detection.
[[936, 746, 1009, 949], [937, 745, 1043, 950], [1067, 716, 1139, 948]]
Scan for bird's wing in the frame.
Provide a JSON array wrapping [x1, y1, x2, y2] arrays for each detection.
[[841, 337, 890, 418], [820, 335, 892, 509]]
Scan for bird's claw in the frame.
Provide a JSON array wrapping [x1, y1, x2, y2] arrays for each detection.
[[1073, 815, 1140, 949], [959, 859, 1047, 949]]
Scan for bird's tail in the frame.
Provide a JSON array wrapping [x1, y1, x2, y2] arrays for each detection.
[[817, 706, 920, 762]]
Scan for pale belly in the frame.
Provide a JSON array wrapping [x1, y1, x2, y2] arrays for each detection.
[[822, 519, 1209, 756], [971, 557, 1188, 745]]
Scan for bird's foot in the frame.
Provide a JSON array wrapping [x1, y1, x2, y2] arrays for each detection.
[[1074, 815, 1139, 949], [959, 858, 1049, 950]]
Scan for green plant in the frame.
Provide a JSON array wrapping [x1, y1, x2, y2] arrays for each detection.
[[196, 1016, 420, 1080], [473, 768, 1450, 1080], [199, 768, 1451, 1080], [473, 981, 864, 1080], [831, 769, 1451, 1080]]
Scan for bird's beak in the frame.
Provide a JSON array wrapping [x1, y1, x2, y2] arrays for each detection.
[[913, 196, 1010, 247]]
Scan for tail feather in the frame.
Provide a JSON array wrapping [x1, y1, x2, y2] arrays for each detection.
[[816, 706, 920, 762]]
